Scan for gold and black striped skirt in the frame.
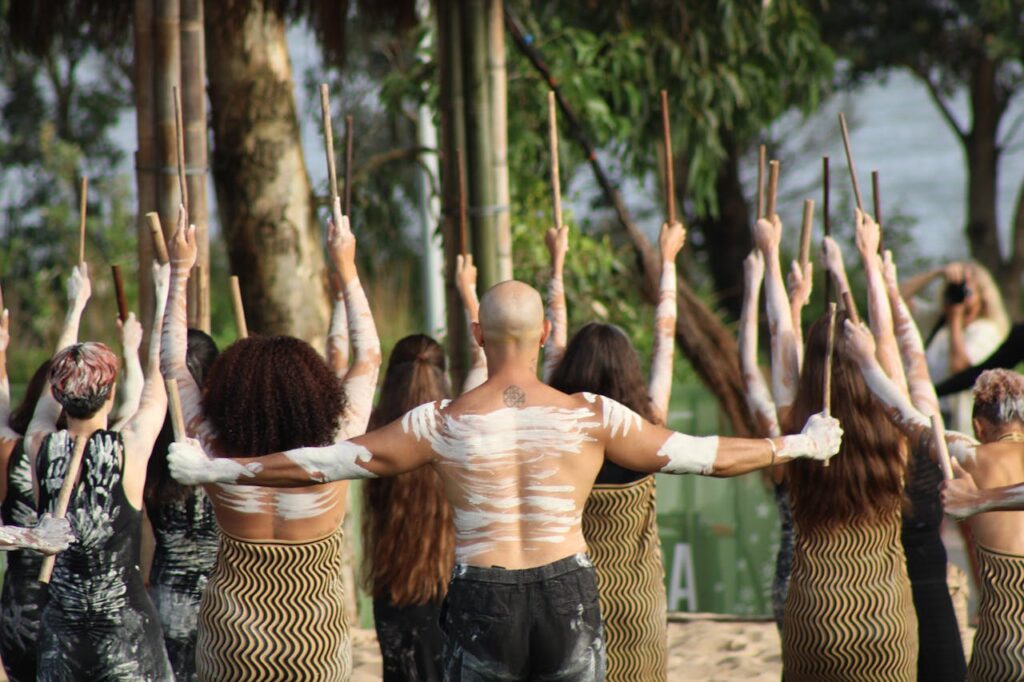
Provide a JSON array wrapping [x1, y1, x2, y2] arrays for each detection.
[[196, 529, 350, 681], [968, 543, 1024, 682], [782, 511, 917, 681], [582, 475, 667, 682]]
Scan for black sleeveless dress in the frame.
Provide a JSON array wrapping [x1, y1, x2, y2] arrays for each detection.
[[147, 487, 219, 682], [0, 440, 45, 682], [901, 432, 967, 681], [36, 430, 172, 681]]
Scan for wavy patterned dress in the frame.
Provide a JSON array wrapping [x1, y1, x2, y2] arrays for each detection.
[[36, 430, 172, 681], [0, 440, 45, 682], [783, 506, 917, 681], [968, 544, 1024, 681]]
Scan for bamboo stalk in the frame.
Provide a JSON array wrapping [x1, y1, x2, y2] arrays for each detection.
[[146, 212, 169, 264], [457, 147, 469, 256], [766, 160, 780, 218], [181, 0, 209, 333], [344, 115, 354, 217], [39, 435, 90, 583], [547, 91, 562, 229], [319, 83, 338, 203], [78, 176, 88, 264], [229, 275, 248, 339], [823, 156, 832, 307], [931, 414, 955, 481], [167, 378, 187, 442], [838, 112, 863, 210], [112, 265, 129, 322], [823, 302, 837, 416], [872, 169, 882, 227], [173, 85, 188, 213], [660, 90, 675, 225], [799, 199, 815, 272], [757, 144, 766, 219]]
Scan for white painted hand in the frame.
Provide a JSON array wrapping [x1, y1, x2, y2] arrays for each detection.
[[781, 412, 843, 462], [945, 430, 979, 465], [117, 312, 143, 353], [743, 250, 765, 290], [659, 221, 686, 262], [843, 319, 877, 366], [822, 236, 845, 275], [27, 514, 75, 554], [327, 211, 357, 275], [67, 263, 92, 309], [881, 250, 899, 293], [854, 208, 880, 256], [941, 460, 984, 520], [168, 437, 260, 485], [787, 260, 813, 307], [169, 207, 198, 271], [153, 261, 172, 306], [752, 217, 781, 254]]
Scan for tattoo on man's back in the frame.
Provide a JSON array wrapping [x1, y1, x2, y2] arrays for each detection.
[[503, 385, 526, 407]]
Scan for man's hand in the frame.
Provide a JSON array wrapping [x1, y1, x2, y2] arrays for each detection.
[[67, 263, 92, 310], [941, 460, 985, 520], [169, 207, 198, 271], [117, 313, 143, 354], [843, 319, 877, 366], [752, 217, 781, 254], [327, 213, 357, 278], [26, 514, 75, 555], [455, 254, 478, 297], [780, 412, 843, 462], [168, 438, 259, 485], [855, 208, 881, 257], [787, 260, 813, 308], [659, 221, 686, 262], [545, 226, 569, 272]]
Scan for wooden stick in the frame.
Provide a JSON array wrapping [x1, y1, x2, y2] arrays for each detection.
[[173, 86, 188, 213], [229, 275, 248, 339], [146, 212, 169, 265], [838, 112, 863, 210], [931, 414, 955, 481], [319, 83, 338, 203], [799, 199, 815, 272], [111, 265, 129, 322], [822, 156, 832, 307], [344, 115, 354, 217], [547, 91, 562, 229], [166, 378, 187, 442], [457, 147, 469, 256], [842, 290, 861, 325], [822, 302, 838, 467], [660, 90, 675, 225], [757, 145, 766, 219], [39, 434, 90, 583], [78, 176, 88, 265], [871, 169, 882, 227], [766, 160, 780, 218]]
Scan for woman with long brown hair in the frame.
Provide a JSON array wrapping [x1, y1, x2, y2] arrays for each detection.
[[362, 334, 455, 682]]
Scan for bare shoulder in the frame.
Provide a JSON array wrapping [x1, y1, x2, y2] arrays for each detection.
[[973, 442, 1024, 488]]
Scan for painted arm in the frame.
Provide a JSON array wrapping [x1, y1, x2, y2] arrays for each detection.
[[882, 251, 940, 416], [822, 236, 860, 320], [167, 402, 440, 486], [739, 251, 781, 438], [328, 213, 382, 439], [599, 396, 842, 477], [787, 259, 813, 370], [326, 198, 349, 376], [0, 309, 17, 441], [935, 324, 1024, 396], [844, 320, 978, 464], [942, 465, 1024, 519], [898, 266, 944, 311], [0, 514, 75, 554], [110, 313, 144, 430], [648, 221, 684, 422], [25, 264, 92, 460], [456, 254, 487, 393], [753, 217, 800, 417], [541, 226, 569, 383]]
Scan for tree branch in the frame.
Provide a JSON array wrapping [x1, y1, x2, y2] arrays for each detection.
[[910, 66, 966, 141]]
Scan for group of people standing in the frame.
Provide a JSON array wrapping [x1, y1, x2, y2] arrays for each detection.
[[0, 183, 1019, 682]]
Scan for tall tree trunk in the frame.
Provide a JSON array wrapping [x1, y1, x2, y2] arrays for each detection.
[[134, 0, 158, 348], [204, 0, 329, 343], [181, 0, 210, 332], [487, 0, 512, 281], [155, 0, 183, 312], [965, 56, 1002, 272]]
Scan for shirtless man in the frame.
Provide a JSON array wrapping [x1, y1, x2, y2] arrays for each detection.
[[169, 279, 842, 681]]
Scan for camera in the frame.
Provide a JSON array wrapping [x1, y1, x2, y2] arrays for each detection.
[[944, 280, 970, 305]]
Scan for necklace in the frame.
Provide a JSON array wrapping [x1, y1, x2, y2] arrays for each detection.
[[996, 432, 1024, 443]]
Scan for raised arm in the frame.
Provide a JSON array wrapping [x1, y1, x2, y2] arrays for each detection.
[[822, 236, 859, 320], [328, 213, 382, 439], [598, 395, 841, 477], [110, 313, 144, 430], [882, 251, 940, 416], [856, 210, 909, 398], [935, 324, 1024, 396], [787, 259, 813, 370], [844, 320, 977, 464], [739, 251, 781, 437], [25, 264, 92, 459], [326, 198, 349, 376], [456, 254, 487, 393], [753, 217, 800, 418], [0, 309, 16, 441], [942, 467, 1024, 519], [648, 221, 683, 422], [541, 226, 569, 383], [898, 265, 944, 312]]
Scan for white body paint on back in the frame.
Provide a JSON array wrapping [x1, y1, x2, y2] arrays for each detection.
[[215, 484, 341, 520], [657, 432, 718, 475]]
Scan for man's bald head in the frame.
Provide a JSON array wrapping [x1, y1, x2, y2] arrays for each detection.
[[478, 280, 546, 347]]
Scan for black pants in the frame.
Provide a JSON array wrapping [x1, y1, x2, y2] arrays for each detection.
[[441, 553, 605, 681], [374, 595, 445, 682]]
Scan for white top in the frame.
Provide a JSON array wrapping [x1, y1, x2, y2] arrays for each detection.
[[926, 318, 1004, 432]]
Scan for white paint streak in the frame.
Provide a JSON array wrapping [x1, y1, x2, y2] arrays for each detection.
[[168, 440, 263, 485], [656, 432, 718, 475], [600, 396, 643, 438], [285, 441, 376, 482]]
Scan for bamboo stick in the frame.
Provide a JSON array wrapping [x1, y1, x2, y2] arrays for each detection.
[[931, 414, 955, 481], [660, 90, 675, 225], [823, 156, 832, 307], [823, 302, 837, 416], [842, 290, 861, 325], [112, 265, 129, 322], [167, 378, 187, 442], [78, 176, 88, 264], [319, 83, 338, 203], [872, 169, 882, 227], [838, 112, 863, 210], [547, 91, 562, 229], [766, 160, 780, 218], [181, 0, 209, 333], [146, 212, 169, 265], [457, 147, 469, 256], [39, 435, 90, 583], [172, 86, 188, 213], [799, 199, 815, 272], [229, 275, 248, 339], [344, 115, 354, 217], [757, 145, 766, 219]]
